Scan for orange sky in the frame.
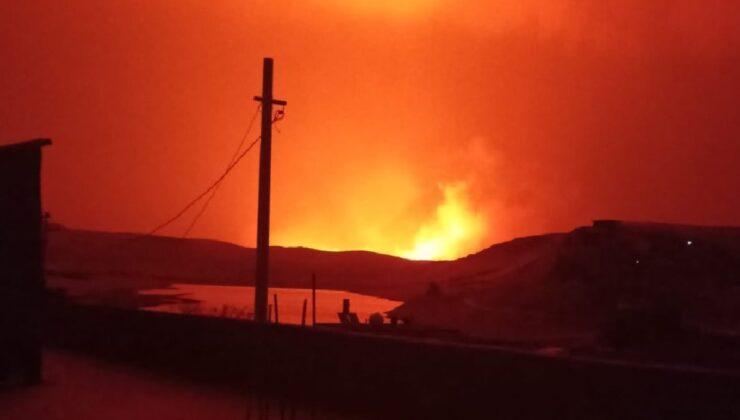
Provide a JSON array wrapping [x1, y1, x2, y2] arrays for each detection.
[[2, 1, 739, 259]]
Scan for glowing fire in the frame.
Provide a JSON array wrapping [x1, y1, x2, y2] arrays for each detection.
[[272, 178, 487, 261], [400, 182, 486, 261]]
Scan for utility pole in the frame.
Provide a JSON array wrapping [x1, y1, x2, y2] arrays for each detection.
[[253, 57, 287, 323]]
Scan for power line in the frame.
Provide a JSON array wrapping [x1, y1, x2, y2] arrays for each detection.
[[181, 106, 261, 237], [228, 105, 263, 165], [144, 109, 285, 238], [144, 135, 262, 237]]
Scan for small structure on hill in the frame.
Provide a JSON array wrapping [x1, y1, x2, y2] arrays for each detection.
[[0, 138, 51, 386]]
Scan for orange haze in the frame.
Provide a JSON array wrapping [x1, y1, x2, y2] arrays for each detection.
[[2, 1, 740, 260]]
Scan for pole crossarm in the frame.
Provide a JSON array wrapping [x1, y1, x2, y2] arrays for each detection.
[[253, 96, 287, 106]]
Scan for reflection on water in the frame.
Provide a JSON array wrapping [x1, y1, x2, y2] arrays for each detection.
[[139, 283, 402, 325]]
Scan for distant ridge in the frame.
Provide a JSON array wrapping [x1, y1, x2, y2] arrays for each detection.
[[390, 220, 740, 344], [46, 227, 436, 300]]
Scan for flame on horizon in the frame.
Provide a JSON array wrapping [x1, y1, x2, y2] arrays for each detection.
[[272, 180, 488, 261], [400, 182, 486, 261]]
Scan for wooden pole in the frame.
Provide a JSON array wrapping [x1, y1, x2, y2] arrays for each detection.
[[311, 273, 317, 326], [301, 298, 307, 327], [273, 293, 279, 324], [253, 58, 273, 323], [253, 58, 287, 323]]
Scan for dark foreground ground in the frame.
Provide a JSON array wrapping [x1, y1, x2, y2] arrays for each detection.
[[0, 351, 350, 420], [34, 302, 740, 420]]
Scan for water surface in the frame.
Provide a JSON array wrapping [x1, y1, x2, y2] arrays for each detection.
[[139, 283, 401, 325]]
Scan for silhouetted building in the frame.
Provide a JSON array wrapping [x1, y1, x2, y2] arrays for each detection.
[[0, 138, 51, 385]]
